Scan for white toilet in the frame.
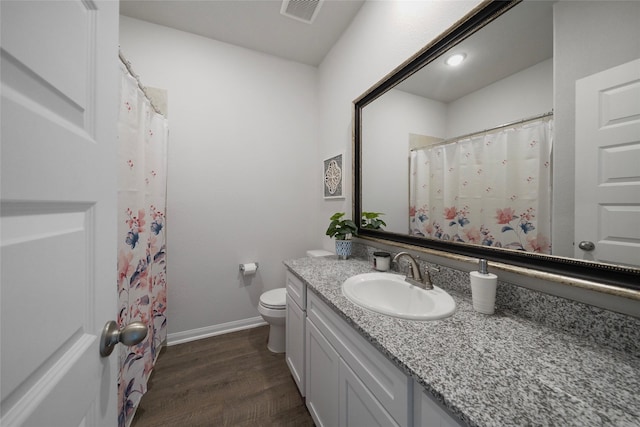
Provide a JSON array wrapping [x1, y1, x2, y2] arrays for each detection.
[[259, 249, 333, 353], [258, 287, 287, 353]]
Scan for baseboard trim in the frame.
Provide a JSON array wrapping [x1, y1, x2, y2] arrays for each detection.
[[167, 317, 267, 346]]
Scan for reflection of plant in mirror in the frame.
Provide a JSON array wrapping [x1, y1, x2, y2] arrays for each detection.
[[361, 211, 387, 230], [326, 212, 358, 240]]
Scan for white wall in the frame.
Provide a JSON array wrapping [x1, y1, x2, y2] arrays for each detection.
[[120, 17, 319, 339], [316, 0, 483, 251]]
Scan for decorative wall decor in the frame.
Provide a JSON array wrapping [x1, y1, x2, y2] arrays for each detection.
[[323, 153, 344, 199]]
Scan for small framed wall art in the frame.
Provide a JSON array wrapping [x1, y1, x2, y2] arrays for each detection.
[[323, 152, 344, 199]]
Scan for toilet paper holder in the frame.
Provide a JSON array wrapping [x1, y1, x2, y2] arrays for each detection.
[[239, 262, 259, 273]]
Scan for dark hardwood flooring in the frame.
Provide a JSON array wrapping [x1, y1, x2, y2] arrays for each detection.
[[131, 326, 314, 427]]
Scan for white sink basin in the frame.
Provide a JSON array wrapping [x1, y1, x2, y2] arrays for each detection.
[[342, 272, 456, 320]]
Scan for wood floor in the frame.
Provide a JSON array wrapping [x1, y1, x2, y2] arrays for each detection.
[[131, 326, 314, 427]]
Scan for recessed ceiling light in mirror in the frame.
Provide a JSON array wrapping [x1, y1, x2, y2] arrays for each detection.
[[445, 53, 466, 67]]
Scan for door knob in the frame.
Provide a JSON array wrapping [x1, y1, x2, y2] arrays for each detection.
[[99, 320, 147, 357], [578, 240, 595, 251]]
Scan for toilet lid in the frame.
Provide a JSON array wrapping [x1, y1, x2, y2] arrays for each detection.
[[260, 288, 286, 309]]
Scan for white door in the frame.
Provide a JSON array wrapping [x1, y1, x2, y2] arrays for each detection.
[[1, 1, 119, 426], [575, 58, 640, 267]]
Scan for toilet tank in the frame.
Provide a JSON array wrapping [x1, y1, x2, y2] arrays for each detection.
[[307, 249, 333, 257]]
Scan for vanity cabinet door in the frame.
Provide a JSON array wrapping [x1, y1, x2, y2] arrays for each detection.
[[286, 294, 305, 396], [413, 382, 464, 427], [306, 318, 340, 427], [340, 359, 400, 427]]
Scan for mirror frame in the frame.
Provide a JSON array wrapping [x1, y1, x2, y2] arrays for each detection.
[[353, 0, 640, 291]]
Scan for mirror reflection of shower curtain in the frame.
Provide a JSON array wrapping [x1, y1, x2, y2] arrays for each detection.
[[409, 119, 552, 254], [116, 61, 168, 427]]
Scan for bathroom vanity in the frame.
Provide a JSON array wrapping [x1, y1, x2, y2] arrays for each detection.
[[284, 255, 640, 427]]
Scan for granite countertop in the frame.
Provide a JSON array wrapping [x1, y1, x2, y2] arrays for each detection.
[[283, 256, 640, 427]]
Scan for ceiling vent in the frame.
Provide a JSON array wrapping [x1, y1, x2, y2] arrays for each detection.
[[280, 0, 323, 24]]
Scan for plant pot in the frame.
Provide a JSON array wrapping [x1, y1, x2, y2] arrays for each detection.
[[335, 240, 352, 260]]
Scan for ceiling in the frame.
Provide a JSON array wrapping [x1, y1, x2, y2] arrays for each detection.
[[120, 1, 554, 100], [119, 0, 366, 66]]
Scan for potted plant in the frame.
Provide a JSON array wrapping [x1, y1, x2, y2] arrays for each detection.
[[361, 211, 386, 230], [326, 212, 358, 259]]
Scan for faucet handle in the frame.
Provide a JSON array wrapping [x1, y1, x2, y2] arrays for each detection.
[[422, 264, 439, 290], [423, 265, 439, 278], [427, 265, 440, 273]]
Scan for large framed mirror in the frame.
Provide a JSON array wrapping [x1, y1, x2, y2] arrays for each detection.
[[354, 0, 640, 290]]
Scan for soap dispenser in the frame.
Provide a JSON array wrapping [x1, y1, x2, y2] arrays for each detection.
[[470, 259, 498, 314]]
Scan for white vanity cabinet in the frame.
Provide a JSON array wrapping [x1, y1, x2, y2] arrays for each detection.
[[285, 271, 306, 396], [305, 291, 411, 427], [288, 268, 464, 427]]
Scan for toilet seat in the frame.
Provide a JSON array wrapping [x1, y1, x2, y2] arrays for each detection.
[[259, 288, 286, 310]]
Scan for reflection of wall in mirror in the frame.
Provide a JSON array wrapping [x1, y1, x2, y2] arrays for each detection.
[[362, 58, 552, 235], [362, 90, 446, 234], [445, 59, 552, 138]]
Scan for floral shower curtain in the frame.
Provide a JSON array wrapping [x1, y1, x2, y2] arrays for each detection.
[[117, 60, 168, 427], [409, 118, 552, 254]]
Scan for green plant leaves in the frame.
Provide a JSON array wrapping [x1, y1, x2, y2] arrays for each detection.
[[326, 213, 357, 239], [361, 211, 386, 230]]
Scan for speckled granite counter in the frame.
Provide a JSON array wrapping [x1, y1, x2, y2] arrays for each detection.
[[284, 255, 640, 427]]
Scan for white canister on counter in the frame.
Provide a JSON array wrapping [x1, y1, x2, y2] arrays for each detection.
[[373, 252, 391, 271]]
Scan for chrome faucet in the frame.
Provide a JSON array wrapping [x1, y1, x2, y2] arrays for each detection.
[[392, 252, 434, 290]]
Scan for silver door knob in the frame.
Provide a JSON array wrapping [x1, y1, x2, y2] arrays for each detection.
[[99, 320, 147, 357], [578, 241, 596, 251]]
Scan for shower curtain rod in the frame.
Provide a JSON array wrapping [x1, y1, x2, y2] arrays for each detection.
[[118, 51, 163, 116], [411, 110, 554, 151]]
